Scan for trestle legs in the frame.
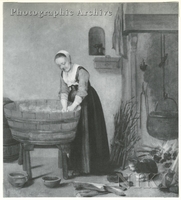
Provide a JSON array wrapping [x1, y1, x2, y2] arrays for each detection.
[[18, 143, 71, 180], [57, 144, 71, 180], [18, 143, 34, 179]]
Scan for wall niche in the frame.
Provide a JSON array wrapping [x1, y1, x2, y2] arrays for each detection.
[[89, 27, 105, 56]]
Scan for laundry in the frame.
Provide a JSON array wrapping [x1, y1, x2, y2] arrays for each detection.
[[112, 4, 126, 57]]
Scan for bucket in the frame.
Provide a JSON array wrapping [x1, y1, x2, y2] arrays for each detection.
[[3, 98, 19, 162]]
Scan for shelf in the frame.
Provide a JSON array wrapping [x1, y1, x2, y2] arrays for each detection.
[[94, 56, 121, 69]]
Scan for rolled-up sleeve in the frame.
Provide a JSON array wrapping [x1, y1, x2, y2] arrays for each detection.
[[75, 69, 89, 104], [59, 76, 69, 100]]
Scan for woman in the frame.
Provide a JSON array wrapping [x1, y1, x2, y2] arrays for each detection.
[[55, 50, 110, 175]]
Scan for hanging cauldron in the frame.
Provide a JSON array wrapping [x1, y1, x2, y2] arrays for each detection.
[[147, 98, 178, 141], [147, 34, 178, 141]]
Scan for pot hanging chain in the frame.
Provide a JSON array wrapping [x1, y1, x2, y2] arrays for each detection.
[[158, 34, 177, 109], [159, 33, 168, 99]]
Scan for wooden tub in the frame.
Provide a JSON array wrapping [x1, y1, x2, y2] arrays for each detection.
[[4, 99, 81, 179], [4, 99, 81, 145]]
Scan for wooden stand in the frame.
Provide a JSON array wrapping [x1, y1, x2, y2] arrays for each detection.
[[18, 143, 71, 180]]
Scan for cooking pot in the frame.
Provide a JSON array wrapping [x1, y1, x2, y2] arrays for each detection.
[[147, 98, 178, 141]]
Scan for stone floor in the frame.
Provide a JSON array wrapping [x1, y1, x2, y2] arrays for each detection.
[[3, 149, 178, 197]]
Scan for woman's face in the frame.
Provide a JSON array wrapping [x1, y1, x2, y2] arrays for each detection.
[[55, 56, 71, 72]]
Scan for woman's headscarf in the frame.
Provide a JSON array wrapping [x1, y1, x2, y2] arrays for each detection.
[[56, 50, 71, 63]]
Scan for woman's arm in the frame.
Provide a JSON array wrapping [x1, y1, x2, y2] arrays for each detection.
[[68, 69, 89, 111], [59, 76, 69, 112]]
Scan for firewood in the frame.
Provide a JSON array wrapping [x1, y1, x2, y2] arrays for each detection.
[[73, 181, 126, 196], [73, 181, 105, 191], [75, 190, 108, 197], [104, 185, 126, 196], [118, 183, 127, 191]]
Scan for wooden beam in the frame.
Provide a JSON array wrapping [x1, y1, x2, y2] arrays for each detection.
[[123, 14, 178, 35]]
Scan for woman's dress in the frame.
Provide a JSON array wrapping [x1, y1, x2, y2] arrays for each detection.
[[60, 64, 110, 174]]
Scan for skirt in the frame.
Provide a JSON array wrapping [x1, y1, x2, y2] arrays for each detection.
[[68, 84, 110, 175]]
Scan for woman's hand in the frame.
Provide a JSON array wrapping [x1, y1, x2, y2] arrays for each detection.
[[67, 104, 76, 112], [61, 107, 68, 112], [61, 98, 68, 112], [67, 100, 79, 112]]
